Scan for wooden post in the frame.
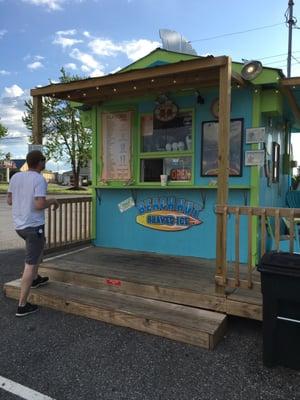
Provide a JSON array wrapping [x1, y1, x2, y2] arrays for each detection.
[[215, 57, 232, 287], [32, 96, 43, 144]]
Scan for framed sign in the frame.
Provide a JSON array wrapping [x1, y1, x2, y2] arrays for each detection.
[[201, 119, 243, 176], [245, 127, 265, 144], [245, 150, 265, 166], [101, 111, 132, 181]]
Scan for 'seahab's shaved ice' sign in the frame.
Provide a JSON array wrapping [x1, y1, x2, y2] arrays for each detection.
[[136, 197, 202, 231]]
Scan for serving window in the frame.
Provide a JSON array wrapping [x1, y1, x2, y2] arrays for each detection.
[[139, 109, 194, 184], [141, 112, 193, 153]]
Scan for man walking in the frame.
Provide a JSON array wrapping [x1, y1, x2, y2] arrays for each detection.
[[7, 150, 59, 317]]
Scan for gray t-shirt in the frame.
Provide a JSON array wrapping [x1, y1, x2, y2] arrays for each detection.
[[8, 171, 48, 230]]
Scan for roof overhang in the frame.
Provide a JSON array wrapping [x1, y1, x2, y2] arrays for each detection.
[[280, 77, 300, 127], [31, 55, 244, 104]]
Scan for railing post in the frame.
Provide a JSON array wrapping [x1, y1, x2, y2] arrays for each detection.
[[215, 57, 231, 293]]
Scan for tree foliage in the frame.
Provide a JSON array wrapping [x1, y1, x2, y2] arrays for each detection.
[[0, 119, 8, 159], [0, 120, 8, 139], [22, 68, 92, 189]]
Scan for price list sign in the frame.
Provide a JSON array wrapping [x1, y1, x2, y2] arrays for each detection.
[[101, 112, 132, 181]]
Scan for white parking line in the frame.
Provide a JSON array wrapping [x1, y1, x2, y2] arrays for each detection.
[[0, 376, 55, 400]]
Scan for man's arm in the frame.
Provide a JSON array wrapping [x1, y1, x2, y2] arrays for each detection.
[[34, 197, 59, 211], [7, 192, 12, 206]]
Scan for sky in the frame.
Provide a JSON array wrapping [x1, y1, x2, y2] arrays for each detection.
[[0, 0, 300, 172]]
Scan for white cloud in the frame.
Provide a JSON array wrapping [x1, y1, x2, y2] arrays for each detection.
[[0, 86, 30, 150], [80, 65, 90, 72], [90, 69, 105, 77], [83, 31, 91, 38], [53, 29, 83, 48], [56, 29, 77, 36], [70, 48, 104, 73], [0, 70, 10, 75], [88, 37, 160, 61], [34, 55, 44, 60], [0, 29, 7, 38], [64, 62, 77, 70], [27, 61, 44, 70], [4, 85, 24, 98], [53, 36, 83, 48], [110, 66, 122, 74], [22, 0, 65, 11], [123, 39, 160, 61], [88, 38, 122, 57]]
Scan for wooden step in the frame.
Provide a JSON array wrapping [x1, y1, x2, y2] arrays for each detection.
[[4, 280, 227, 350], [39, 262, 226, 313]]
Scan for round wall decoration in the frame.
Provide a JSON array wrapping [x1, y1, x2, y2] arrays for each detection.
[[154, 100, 178, 122], [211, 98, 219, 119]]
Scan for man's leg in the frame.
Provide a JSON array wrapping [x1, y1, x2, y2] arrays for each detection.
[[19, 263, 38, 306]]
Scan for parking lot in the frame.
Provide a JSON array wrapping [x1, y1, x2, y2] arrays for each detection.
[[1, 244, 300, 400]]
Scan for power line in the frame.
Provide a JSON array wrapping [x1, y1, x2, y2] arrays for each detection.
[[292, 54, 300, 64], [190, 22, 284, 43]]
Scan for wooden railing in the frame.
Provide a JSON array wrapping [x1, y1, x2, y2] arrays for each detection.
[[45, 196, 92, 252], [215, 205, 300, 291]]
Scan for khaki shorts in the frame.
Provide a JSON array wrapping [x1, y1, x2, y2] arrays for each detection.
[[16, 225, 45, 265]]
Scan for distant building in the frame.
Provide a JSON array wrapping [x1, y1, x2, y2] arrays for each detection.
[[58, 161, 92, 186]]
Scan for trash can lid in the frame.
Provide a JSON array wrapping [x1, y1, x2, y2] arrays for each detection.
[[258, 251, 300, 276]]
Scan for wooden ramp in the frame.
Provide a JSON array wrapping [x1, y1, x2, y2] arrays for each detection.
[[4, 279, 227, 350]]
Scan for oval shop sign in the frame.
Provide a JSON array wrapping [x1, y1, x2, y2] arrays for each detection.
[[136, 197, 202, 232]]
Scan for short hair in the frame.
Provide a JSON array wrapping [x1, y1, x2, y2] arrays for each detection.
[[26, 150, 46, 168]]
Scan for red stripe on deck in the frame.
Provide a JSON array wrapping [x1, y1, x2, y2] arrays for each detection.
[[106, 279, 122, 286]]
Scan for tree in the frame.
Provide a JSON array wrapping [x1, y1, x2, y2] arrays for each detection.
[[0, 119, 8, 159], [22, 68, 92, 189]]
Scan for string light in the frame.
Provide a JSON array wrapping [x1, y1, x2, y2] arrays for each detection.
[[113, 88, 117, 92], [133, 86, 137, 90], [96, 86, 100, 90]]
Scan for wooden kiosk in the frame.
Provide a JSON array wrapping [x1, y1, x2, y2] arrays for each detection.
[[5, 50, 300, 348]]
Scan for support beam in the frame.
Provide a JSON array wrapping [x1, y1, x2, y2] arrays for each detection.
[[280, 85, 300, 124], [32, 96, 43, 145], [216, 57, 232, 284]]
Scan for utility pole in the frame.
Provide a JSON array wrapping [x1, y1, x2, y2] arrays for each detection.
[[287, 0, 296, 77]]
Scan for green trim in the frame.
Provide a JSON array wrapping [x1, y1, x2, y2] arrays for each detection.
[[91, 107, 97, 240], [250, 88, 261, 262], [232, 62, 282, 85], [94, 184, 251, 190], [120, 48, 199, 72]]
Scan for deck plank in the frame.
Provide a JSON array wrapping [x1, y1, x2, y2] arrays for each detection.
[[4, 280, 227, 349], [40, 247, 262, 320]]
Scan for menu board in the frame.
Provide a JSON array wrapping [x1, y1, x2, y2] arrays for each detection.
[[101, 112, 132, 181]]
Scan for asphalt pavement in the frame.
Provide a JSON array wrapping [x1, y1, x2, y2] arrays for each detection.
[[1, 248, 300, 400]]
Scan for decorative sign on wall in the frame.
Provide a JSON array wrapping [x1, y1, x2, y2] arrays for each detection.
[[101, 111, 132, 181], [245, 150, 265, 166], [246, 127, 265, 144], [118, 197, 135, 213], [136, 197, 202, 231]]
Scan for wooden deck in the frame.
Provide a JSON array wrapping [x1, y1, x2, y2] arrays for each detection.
[[4, 246, 262, 349]]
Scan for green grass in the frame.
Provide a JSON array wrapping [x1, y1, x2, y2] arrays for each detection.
[[0, 182, 91, 195]]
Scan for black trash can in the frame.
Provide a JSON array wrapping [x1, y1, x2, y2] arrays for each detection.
[[258, 251, 300, 370]]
